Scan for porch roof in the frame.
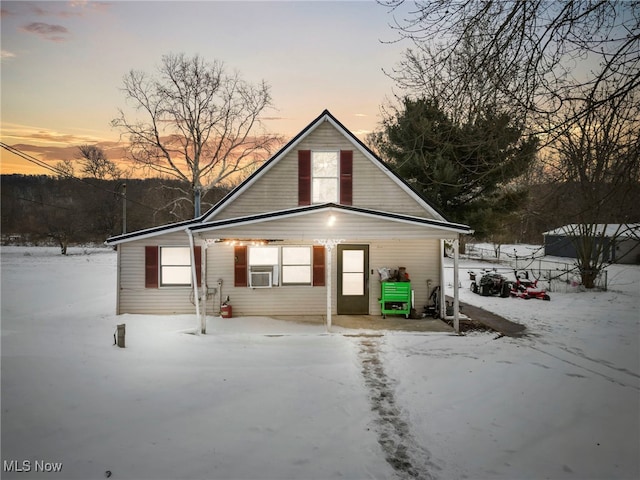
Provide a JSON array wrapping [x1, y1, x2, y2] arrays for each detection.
[[105, 203, 471, 245], [189, 203, 471, 239]]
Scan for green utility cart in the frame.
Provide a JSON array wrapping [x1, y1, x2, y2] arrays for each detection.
[[379, 282, 411, 318]]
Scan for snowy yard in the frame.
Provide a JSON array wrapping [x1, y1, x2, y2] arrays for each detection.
[[1, 246, 638, 480]]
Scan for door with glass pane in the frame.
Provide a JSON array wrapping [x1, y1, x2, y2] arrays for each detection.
[[337, 244, 369, 315]]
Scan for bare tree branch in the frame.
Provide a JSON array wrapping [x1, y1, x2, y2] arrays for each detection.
[[111, 53, 283, 218], [380, 0, 640, 135]]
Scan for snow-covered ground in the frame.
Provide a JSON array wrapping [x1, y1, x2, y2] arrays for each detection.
[[1, 246, 638, 480]]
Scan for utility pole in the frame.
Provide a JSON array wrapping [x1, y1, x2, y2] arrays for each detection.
[[194, 184, 202, 218]]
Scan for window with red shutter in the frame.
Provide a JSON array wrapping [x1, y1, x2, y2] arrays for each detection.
[[340, 150, 353, 205], [194, 246, 202, 287], [234, 245, 248, 287], [148, 245, 202, 288], [298, 150, 311, 206], [312, 245, 325, 286], [145, 246, 159, 288]]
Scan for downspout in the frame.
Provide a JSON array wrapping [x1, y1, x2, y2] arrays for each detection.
[[115, 245, 122, 315], [186, 228, 203, 335], [326, 245, 332, 333]]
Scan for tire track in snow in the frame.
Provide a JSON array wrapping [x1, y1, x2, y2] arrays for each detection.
[[354, 335, 438, 480], [528, 343, 640, 391]]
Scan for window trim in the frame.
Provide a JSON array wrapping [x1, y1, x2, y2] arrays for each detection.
[[311, 150, 339, 204], [243, 245, 316, 287], [281, 246, 313, 286], [248, 245, 279, 287], [159, 246, 194, 288]]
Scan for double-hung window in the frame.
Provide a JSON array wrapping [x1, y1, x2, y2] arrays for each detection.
[[281, 247, 312, 285], [248, 246, 279, 287], [298, 149, 352, 206], [160, 246, 192, 286], [245, 246, 313, 287], [312, 151, 338, 203]]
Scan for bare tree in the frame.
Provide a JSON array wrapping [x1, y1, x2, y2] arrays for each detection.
[[111, 53, 282, 218], [381, 0, 640, 136], [54, 159, 75, 179], [77, 145, 121, 180], [546, 85, 640, 287]]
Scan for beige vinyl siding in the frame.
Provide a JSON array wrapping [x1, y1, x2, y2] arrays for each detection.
[[206, 241, 327, 316], [117, 232, 199, 314], [204, 238, 441, 317], [195, 209, 459, 241], [368, 239, 440, 315], [116, 231, 442, 316], [211, 122, 432, 221]]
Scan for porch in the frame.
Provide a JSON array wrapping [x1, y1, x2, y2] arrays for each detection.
[[232, 314, 454, 333]]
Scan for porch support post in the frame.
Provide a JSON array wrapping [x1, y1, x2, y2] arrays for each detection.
[[186, 229, 203, 335], [453, 237, 460, 334], [201, 242, 208, 325], [326, 246, 333, 332], [315, 238, 344, 333], [439, 239, 446, 320]]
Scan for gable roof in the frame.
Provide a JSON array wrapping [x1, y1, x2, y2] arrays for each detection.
[[105, 110, 464, 245], [201, 109, 447, 222]]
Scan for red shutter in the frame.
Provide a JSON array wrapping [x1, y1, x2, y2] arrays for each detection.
[[298, 150, 311, 206], [194, 246, 202, 287], [145, 246, 159, 288], [312, 245, 325, 287], [340, 150, 353, 205], [234, 245, 248, 287]]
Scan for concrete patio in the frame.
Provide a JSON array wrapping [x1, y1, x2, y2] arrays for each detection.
[[270, 314, 455, 333]]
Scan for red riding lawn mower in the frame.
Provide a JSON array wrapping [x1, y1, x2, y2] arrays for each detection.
[[508, 270, 551, 301]]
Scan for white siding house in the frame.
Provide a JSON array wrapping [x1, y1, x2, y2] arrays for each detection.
[[105, 110, 471, 326]]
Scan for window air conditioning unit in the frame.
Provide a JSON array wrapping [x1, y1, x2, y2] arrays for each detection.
[[250, 270, 272, 288]]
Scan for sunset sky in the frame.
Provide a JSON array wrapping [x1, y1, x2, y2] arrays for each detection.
[[1, 0, 408, 176]]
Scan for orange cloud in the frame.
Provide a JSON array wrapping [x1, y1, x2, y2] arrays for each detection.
[[1, 123, 107, 146]]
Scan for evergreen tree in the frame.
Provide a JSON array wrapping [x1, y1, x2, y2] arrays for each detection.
[[371, 97, 537, 238]]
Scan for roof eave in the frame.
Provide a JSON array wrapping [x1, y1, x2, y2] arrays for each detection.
[[189, 203, 471, 236]]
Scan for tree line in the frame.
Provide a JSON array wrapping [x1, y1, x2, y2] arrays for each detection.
[[1, 174, 228, 254]]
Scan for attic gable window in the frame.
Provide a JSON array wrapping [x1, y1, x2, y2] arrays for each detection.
[[312, 151, 338, 203], [298, 150, 352, 205]]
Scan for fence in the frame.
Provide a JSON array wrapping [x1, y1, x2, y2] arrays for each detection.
[[463, 244, 608, 292]]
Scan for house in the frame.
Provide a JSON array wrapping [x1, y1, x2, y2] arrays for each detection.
[[105, 110, 471, 329], [543, 224, 640, 264]]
